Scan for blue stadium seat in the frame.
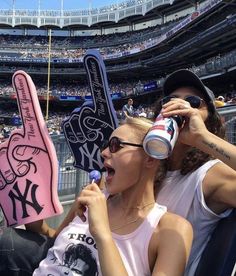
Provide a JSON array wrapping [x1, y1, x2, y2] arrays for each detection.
[[195, 209, 236, 276]]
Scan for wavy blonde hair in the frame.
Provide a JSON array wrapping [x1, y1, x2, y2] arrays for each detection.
[[121, 116, 168, 196]]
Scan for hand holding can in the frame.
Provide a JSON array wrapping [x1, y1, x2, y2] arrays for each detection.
[[143, 114, 183, 159]]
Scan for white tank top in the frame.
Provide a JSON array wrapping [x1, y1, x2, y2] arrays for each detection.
[[157, 159, 232, 276], [33, 203, 166, 276]]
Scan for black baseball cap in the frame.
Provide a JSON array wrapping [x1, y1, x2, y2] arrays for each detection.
[[163, 69, 216, 113]]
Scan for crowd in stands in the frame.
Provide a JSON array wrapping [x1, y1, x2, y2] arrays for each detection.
[[0, 79, 139, 98], [0, 1, 233, 66], [0, 18, 181, 60], [1, 87, 236, 144], [214, 89, 236, 108], [0, 103, 156, 143], [0, 6, 232, 61], [0, 111, 67, 143], [1, 77, 236, 102]]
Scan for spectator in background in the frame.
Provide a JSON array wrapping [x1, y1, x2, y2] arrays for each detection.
[[224, 93, 232, 104], [122, 98, 134, 119], [146, 108, 155, 119], [231, 97, 236, 104], [214, 95, 225, 107], [226, 96, 236, 105], [139, 107, 147, 118]]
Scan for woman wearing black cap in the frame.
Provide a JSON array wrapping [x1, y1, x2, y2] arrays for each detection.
[[153, 69, 236, 276]]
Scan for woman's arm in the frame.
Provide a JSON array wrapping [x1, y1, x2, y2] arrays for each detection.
[[194, 130, 236, 170], [96, 234, 128, 276], [161, 102, 236, 170], [203, 162, 236, 212], [77, 183, 129, 276], [152, 213, 193, 276], [25, 219, 56, 237]]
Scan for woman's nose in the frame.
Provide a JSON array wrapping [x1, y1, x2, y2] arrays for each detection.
[[100, 146, 110, 159]]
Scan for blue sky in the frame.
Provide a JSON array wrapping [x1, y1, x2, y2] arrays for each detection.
[[0, 0, 121, 10]]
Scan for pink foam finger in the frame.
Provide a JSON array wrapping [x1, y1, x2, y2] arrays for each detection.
[[0, 70, 63, 227]]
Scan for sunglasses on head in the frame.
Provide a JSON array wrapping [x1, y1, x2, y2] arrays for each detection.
[[100, 136, 143, 153], [160, 95, 204, 108]]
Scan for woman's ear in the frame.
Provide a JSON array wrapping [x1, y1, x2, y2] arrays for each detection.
[[144, 155, 159, 168]]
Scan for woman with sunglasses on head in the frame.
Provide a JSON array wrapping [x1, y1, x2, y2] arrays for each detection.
[[153, 69, 236, 276], [0, 117, 193, 276]]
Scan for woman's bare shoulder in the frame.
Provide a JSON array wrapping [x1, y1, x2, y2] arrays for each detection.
[[158, 211, 192, 235]]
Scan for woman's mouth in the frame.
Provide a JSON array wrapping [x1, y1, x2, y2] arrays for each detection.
[[105, 166, 115, 183]]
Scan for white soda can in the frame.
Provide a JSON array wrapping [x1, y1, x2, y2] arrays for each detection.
[[143, 114, 183, 159]]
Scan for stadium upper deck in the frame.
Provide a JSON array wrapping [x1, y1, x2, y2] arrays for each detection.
[[0, 0, 205, 30], [0, 0, 235, 80], [0, 0, 235, 100]]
